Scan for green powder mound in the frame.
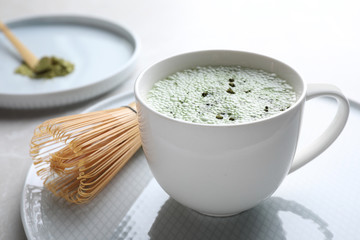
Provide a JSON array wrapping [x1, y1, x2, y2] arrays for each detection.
[[15, 56, 74, 79]]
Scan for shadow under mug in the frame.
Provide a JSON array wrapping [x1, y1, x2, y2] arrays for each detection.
[[134, 50, 350, 216]]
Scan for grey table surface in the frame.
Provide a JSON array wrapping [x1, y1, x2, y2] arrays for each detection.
[[0, 0, 359, 239]]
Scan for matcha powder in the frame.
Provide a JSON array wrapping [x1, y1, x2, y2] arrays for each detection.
[[15, 56, 74, 79]]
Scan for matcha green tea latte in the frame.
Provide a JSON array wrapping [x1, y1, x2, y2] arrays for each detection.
[[147, 66, 297, 124]]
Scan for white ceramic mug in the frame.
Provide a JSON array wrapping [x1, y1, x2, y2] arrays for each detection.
[[134, 50, 350, 216]]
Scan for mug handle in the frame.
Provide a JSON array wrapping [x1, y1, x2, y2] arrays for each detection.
[[289, 83, 350, 173]]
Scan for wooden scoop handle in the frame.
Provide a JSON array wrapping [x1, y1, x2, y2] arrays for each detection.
[[0, 21, 39, 69]]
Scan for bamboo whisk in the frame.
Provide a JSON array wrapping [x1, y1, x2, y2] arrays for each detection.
[[30, 103, 141, 204]]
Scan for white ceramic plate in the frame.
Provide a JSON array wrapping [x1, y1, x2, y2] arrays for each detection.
[[0, 15, 139, 109], [21, 94, 360, 239]]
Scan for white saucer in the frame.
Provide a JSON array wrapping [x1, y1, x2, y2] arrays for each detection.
[[21, 94, 360, 239], [0, 15, 139, 109]]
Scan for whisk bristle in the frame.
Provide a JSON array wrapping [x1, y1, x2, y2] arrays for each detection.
[[30, 102, 141, 204]]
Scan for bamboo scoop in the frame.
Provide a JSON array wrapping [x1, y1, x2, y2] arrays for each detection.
[[0, 20, 39, 69], [30, 103, 141, 204]]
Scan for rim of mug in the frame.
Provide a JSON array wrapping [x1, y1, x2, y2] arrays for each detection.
[[134, 49, 307, 127]]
